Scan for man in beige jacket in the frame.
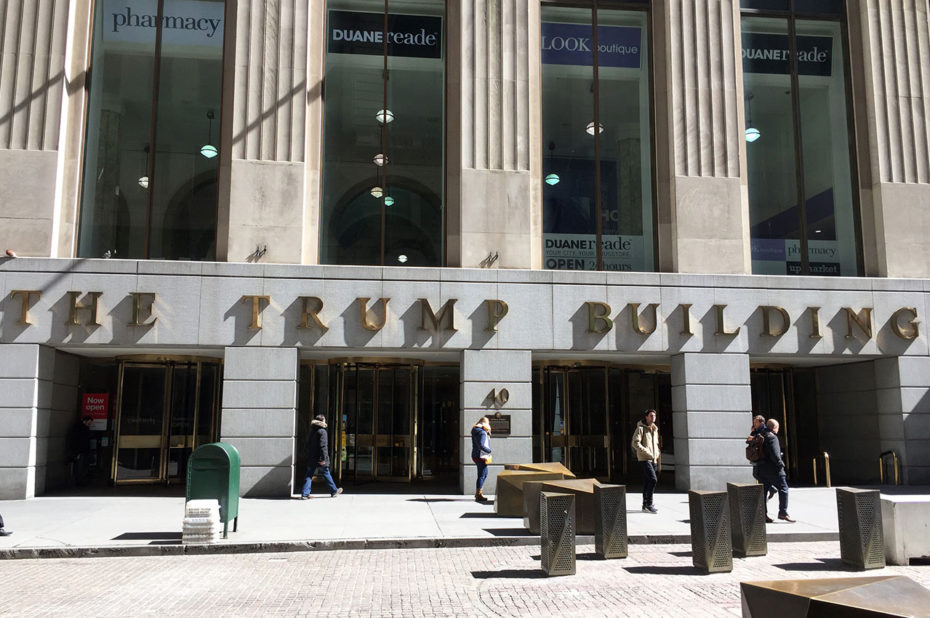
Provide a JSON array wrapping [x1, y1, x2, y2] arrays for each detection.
[[632, 409, 660, 513]]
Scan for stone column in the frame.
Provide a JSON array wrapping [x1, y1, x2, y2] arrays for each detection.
[[446, 0, 542, 269], [874, 357, 930, 485], [460, 350, 532, 495], [221, 347, 298, 497], [671, 352, 753, 490], [216, 0, 321, 264], [653, 0, 750, 273], [855, 0, 930, 278], [0, 344, 58, 499], [0, 0, 70, 257]]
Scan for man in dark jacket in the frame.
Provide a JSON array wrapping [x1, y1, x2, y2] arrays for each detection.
[[757, 418, 795, 523], [301, 414, 342, 499], [746, 414, 766, 483], [69, 415, 93, 486]]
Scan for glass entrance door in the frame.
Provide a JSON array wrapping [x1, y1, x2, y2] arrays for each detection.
[[337, 363, 415, 483], [541, 367, 611, 479], [113, 360, 221, 484]]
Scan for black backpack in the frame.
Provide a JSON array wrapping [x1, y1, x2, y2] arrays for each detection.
[[746, 435, 764, 462]]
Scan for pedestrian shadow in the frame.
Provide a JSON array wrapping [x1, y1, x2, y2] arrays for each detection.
[[530, 553, 602, 561], [623, 565, 703, 575], [460, 512, 501, 518], [471, 569, 548, 580], [774, 558, 849, 572], [407, 498, 469, 503], [668, 550, 692, 557]]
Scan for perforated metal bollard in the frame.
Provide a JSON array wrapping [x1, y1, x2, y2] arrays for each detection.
[[836, 487, 885, 570], [594, 484, 627, 559], [522, 481, 547, 535], [540, 491, 575, 576], [688, 490, 733, 573], [727, 483, 767, 557]]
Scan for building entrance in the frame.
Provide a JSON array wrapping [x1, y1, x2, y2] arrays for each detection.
[[533, 365, 672, 483], [297, 362, 459, 487], [112, 360, 222, 485]]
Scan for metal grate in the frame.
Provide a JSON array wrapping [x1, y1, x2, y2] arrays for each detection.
[[688, 490, 733, 573], [540, 491, 575, 576], [594, 484, 628, 559], [837, 487, 885, 570], [727, 483, 767, 557]]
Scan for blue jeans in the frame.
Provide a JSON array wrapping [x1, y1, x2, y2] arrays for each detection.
[[473, 458, 489, 491], [761, 472, 790, 516], [302, 465, 338, 496], [641, 461, 658, 506]]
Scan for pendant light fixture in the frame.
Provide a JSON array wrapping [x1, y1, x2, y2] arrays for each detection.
[[200, 110, 218, 158], [586, 121, 604, 135], [544, 141, 560, 186], [138, 144, 150, 189], [745, 93, 760, 143]]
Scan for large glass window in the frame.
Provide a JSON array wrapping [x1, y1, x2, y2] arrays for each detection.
[[78, 0, 225, 260], [741, 1, 860, 276], [541, 1, 654, 272], [321, 0, 445, 267]]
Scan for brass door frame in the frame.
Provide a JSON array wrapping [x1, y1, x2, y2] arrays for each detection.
[[112, 360, 221, 485], [333, 362, 417, 484], [541, 366, 613, 480]]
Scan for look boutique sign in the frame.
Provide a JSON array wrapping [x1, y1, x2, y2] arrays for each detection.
[[4, 289, 922, 344]]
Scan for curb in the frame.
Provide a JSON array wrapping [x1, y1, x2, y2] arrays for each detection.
[[0, 531, 838, 561]]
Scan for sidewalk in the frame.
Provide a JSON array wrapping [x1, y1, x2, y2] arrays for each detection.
[[0, 485, 874, 559]]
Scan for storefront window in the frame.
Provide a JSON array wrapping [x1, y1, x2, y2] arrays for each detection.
[[321, 0, 445, 267], [541, 1, 654, 272], [78, 0, 225, 260], [741, 2, 860, 276]]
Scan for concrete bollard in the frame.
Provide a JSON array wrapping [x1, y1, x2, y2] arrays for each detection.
[[522, 481, 547, 535]]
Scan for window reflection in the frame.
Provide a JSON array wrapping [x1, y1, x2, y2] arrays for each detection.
[[742, 12, 859, 276], [541, 3, 654, 272], [321, 0, 445, 267], [78, 0, 225, 260]]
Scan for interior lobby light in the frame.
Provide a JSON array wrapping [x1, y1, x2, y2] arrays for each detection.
[[376, 109, 394, 124], [545, 173, 560, 186], [372, 153, 388, 166], [744, 93, 760, 143], [138, 176, 149, 189], [397, 254, 408, 263], [201, 110, 218, 158], [585, 121, 604, 135], [384, 196, 395, 206], [370, 186, 384, 198]]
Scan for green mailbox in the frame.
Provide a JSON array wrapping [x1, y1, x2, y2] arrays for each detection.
[[187, 442, 241, 538]]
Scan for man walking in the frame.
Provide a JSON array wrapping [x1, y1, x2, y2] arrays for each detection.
[[758, 418, 794, 523], [632, 409, 660, 514], [301, 414, 343, 499], [0, 513, 11, 536]]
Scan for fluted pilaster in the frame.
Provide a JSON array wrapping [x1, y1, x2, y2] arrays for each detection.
[[655, 0, 749, 274], [229, 0, 308, 162], [0, 0, 68, 151]]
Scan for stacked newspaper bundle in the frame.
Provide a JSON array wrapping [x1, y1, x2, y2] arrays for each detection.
[[182, 499, 221, 544]]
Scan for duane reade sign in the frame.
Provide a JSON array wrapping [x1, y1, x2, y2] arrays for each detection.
[[328, 10, 442, 58], [104, 0, 224, 48]]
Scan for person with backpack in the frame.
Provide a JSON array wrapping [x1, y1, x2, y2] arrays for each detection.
[[745, 414, 767, 481], [757, 418, 795, 523], [632, 409, 660, 514]]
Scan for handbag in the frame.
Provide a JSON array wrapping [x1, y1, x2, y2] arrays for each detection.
[[480, 453, 492, 464]]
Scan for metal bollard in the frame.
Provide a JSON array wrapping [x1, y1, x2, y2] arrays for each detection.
[[836, 487, 885, 570], [522, 481, 547, 534], [594, 484, 628, 559], [726, 483, 767, 557], [540, 491, 575, 576], [688, 490, 733, 573]]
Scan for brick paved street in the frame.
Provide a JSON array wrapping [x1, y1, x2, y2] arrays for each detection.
[[2, 542, 929, 617]]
